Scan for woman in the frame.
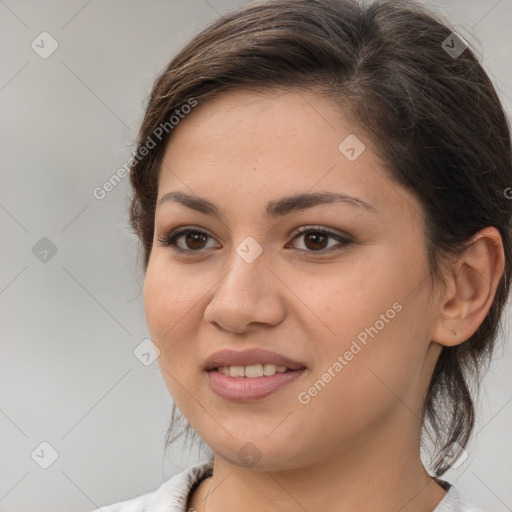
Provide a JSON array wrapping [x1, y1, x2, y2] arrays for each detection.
[[92, 0, 511, 510]]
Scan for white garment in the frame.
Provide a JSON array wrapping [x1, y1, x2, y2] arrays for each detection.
[[90, 460, 483, 512]]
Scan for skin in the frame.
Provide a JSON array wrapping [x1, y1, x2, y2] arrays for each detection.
[[143, 88, 505, 512]]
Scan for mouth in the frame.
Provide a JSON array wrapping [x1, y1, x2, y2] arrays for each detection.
[[213, 363, 300, 377], [204, 348, 307, 401], [206, 364, 307, 402], [203, 347, 306, 372]]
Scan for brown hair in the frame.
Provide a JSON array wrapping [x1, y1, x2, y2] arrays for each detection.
[[129, 0, 512, 475]]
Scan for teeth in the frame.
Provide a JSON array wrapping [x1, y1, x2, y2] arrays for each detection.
[[218, 364, 291, 377], [244, 364, 264, 377], [229, 366, 245, 378]]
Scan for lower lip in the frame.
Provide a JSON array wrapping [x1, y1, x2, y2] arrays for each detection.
[[207, 369, 306, 402]]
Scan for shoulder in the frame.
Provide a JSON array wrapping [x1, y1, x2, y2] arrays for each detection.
[[434, 482, 483, 512], [89, 460, 214, 512]]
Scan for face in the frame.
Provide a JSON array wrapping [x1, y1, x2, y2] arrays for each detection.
[[144, 89, 443, 471]]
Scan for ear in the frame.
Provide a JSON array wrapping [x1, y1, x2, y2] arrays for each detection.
[[432, 227, 505, 347]]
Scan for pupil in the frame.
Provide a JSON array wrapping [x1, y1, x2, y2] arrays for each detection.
[[305, 232, 327, 250], [187, 232, 207, 249]]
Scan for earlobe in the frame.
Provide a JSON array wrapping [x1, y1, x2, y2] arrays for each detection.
[[431, 227, 505, 347]]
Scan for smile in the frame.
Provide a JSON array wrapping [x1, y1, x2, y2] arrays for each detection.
[[207, 367, 307, 401]]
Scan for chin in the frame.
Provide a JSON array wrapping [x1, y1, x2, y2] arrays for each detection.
[[209, 437, 305, 472]]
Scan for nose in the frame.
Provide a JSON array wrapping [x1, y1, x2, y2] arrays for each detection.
[[203, 247, 287, 334]]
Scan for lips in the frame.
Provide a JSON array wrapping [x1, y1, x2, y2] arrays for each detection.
[[203, 348, 306, 372], [208, 368, 306, 401]]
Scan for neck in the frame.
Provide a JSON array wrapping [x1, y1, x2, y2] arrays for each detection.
[[188, 415, 447, 512]]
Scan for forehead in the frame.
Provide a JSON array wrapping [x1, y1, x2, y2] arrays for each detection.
[[158, 89, 423, 224], [165, 88, 347, 156]]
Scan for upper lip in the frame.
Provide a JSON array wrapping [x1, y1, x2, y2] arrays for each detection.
[[204, 348, 306, 371]]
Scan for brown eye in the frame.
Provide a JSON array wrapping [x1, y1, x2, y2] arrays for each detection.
[[289, 227, 352, 253], [157, 227, 221, 253], [303, 232, 329, 250], [183, 231, 209, 250]]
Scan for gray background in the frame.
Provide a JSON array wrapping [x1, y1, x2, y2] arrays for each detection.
[[0, 1, 511, 510]]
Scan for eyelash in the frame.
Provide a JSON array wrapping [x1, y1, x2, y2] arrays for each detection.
[[156, 225, 353, 255]]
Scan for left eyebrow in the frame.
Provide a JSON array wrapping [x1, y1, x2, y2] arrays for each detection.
[[266, 191, 380, 217], [157, 191, 380, 217]]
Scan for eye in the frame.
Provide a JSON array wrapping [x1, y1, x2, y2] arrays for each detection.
[[157, 227, 220, 254], [157, 225, 352, 255], [287, 226, 352, 252]]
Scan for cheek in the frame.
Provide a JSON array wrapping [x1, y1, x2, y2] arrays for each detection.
[[143, 258, 193, 373], [309, 297, 432, 436], [288, 254, 394, 345], [292, 249, 430, 404], [143, 255, 201, 335], [143, 261, 172, 339], [143, 254, 210, 386]]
